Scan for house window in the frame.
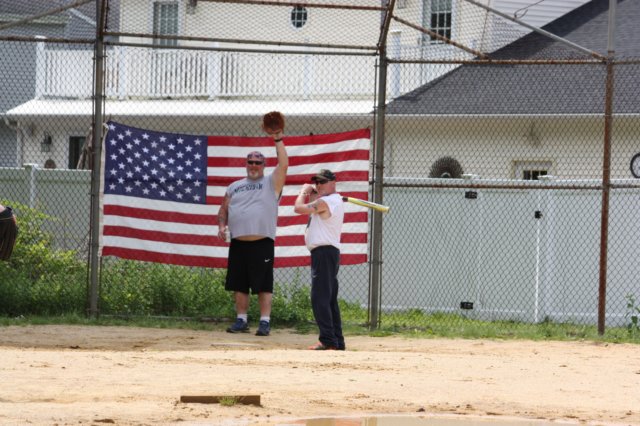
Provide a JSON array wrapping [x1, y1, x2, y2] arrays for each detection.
[[153, 1, 179, 46], [291, 6, 308, 28], [68, 136, 86, 169], [429, 0, 452, 42], [514, 160, 552, 180]]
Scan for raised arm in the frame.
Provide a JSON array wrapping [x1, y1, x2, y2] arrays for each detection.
[[270, 130, 288, 195], [294, 184, 328, 216], [262, 112, 289, 196]]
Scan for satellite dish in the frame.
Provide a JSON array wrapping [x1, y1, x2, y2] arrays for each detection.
[[429, 156, 464, 179]]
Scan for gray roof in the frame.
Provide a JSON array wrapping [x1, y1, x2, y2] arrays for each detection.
[[0, 1, 120, 114], [386, 0, 640, 115], [0, 0, 120, 40]]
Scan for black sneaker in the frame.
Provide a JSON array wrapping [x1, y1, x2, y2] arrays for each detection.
[[226, 318, 249, 333], [255, 320, 270, 336]]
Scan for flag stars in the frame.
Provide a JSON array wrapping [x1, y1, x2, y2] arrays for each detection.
[[104, 123, 207, 204]]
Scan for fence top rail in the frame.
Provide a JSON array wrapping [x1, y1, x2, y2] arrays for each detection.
[[384, 176, 640, 190]]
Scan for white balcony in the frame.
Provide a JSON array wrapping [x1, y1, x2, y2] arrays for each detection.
[[35, 42, 456, 101]]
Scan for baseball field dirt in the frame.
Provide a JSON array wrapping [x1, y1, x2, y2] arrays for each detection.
[[0, 324, 638, 425]]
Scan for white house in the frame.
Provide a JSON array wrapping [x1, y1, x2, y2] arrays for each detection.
[[385, 0, 640, 180], [5, 0, 598, 170]]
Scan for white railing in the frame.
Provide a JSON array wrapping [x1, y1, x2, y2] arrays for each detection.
[[34, 42, 455, 101]]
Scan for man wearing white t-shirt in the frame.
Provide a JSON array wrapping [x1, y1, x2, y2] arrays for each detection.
[[294, 169, 345, 350]]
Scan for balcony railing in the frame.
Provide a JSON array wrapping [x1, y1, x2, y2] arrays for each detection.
[[35, 43, 457, 101]]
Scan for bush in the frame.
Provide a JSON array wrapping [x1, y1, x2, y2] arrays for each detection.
[[0, 201, 87, 316]]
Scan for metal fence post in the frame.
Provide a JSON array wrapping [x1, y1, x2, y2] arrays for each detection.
[[88, 0, 108, 318], [597, 0, 618, 335]]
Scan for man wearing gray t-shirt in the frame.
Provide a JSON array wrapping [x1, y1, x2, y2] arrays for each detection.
[[217, 112, 288, 337]]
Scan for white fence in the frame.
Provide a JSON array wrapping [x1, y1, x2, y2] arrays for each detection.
[[383, 177, 640, 327], [34, 43, 450, 101], [0, 165, 91, 252], [3, 165, 638, 327]]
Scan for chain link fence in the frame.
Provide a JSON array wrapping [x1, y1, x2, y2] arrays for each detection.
[[1, 0, 639, 334]]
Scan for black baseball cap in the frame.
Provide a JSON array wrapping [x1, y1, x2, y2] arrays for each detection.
[[311, 169, 336, 182]]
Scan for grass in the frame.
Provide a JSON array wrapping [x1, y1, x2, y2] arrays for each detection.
[[217, 396, 239, 407], [1, 312, 638, 345]]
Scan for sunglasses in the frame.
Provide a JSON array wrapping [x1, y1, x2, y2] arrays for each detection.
[[247, 160, 264, 165], [314, 179, 329, 184]]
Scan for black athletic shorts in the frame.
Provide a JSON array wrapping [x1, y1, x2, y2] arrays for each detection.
[[224, 238, 274, 294]]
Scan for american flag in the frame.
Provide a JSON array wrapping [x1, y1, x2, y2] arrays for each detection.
[[100, 121, 371, 268]]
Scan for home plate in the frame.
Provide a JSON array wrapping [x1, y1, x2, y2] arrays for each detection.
[[180, 395, 261, 406]]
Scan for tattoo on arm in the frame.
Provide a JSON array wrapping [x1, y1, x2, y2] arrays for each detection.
[[306, 202, 318, 211]]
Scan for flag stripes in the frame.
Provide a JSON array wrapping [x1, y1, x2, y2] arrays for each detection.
[[100, 121, 371, 268]]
